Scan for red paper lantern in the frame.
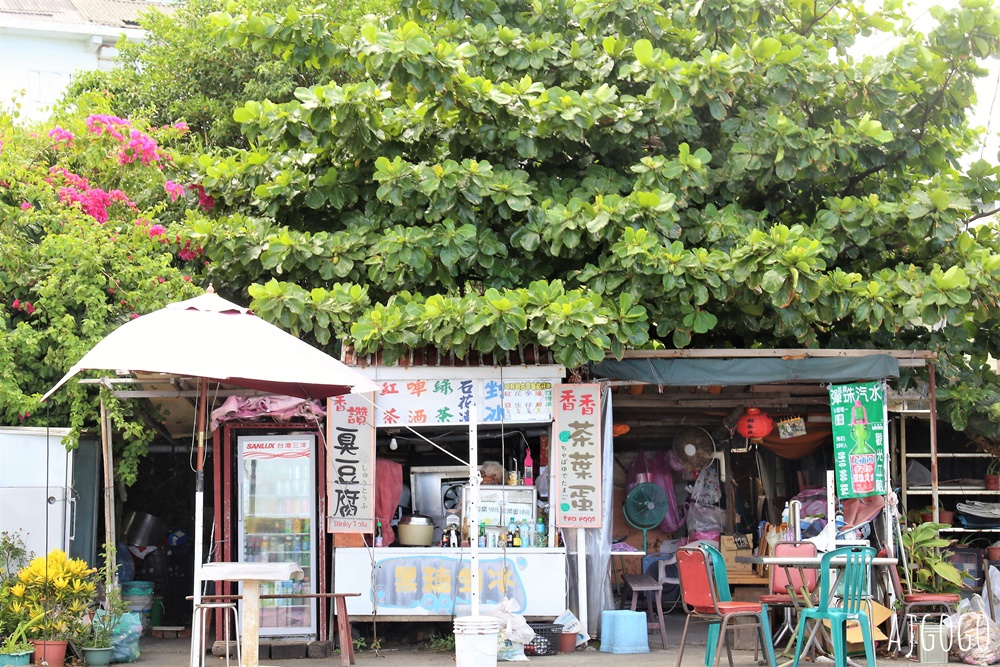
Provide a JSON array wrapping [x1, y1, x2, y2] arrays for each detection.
[[737, 407, 774, 441]]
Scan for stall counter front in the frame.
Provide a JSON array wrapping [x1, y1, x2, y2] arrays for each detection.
[[334, 547, 567, 620]]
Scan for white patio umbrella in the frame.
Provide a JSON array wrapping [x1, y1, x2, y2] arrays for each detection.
[[42, 288, 378, 667]]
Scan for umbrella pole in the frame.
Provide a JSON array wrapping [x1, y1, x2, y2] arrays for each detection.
[[189, 379, 209, 667]]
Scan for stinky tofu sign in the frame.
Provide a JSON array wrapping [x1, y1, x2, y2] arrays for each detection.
[[554, 384, 602, 527], [326, 392, 376, 533], [341, 378, 555, 427]]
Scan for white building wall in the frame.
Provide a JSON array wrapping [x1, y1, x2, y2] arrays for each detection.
[[0, 22, 137, 121]]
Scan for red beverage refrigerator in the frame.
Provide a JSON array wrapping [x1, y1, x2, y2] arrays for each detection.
[[237, 433, 317, 637]]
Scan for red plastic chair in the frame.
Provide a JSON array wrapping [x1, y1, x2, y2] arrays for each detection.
[[676, 545, 777, 667], [759, 541, 818, 644]]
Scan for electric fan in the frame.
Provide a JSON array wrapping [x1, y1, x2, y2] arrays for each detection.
[[624, 482, 669, 553], [672, 426, 716, 474]]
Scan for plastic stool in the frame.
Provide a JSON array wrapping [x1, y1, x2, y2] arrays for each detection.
[[195, 602, 240, 667], [600, 609, 650, 654]]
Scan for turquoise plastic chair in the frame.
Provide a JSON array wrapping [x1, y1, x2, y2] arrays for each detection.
[[791, 545, 876, 667], [700, 544, 777, 667]]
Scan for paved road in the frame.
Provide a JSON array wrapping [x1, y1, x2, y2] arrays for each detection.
[[132, 621, 915, 667]]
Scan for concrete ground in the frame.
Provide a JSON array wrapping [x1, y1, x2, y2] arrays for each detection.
[[129, 615, 921, 667]]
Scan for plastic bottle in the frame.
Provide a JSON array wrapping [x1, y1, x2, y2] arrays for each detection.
[[513, 523, 522, 548], [781, 502, 790, 525], [478, 522, 486, 548], [522, 522, 532, 548], [374, 520, 383, 548], [535, 518, 546, 547], [524, 449, 534, 486]]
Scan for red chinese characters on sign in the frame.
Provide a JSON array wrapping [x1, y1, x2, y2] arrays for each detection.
[[553, 384, 602, 528], [326, 392, 376, 532]]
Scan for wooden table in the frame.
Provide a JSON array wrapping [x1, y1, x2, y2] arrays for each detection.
[[200, 562, 304, 667]]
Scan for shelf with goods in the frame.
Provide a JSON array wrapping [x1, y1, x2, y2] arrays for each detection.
[[898, 411, 997, 527]]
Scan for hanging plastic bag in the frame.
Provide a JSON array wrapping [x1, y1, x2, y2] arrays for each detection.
[[651, 451, 684, 533], [689, 461, 721, 505], [625, 451, 652, 494], [489, 598, 534, 661], [686, 503, 724, 542]]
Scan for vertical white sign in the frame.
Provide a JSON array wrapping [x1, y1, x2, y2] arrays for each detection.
[[553, 384, 602, 528], [326, 392, 376, 532]]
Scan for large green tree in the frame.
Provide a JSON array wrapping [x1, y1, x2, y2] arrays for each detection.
[[66, 0, 1000, 436]]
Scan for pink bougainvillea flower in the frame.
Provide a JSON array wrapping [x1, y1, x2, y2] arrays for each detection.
[[86, 114, 131, 141], [23, 302, 35, 315], [182, 275, 191, 282], [188, 184, 215, 210], [163, 180, 184, 202], [12, 299, 21, 309], [131, 313, 140, 319], [20, 202, 31, 210], [147, 224, 167, 237], [173, 121, 190, 134], [48, 127, 75, 146], [118, 129, 163, 165]]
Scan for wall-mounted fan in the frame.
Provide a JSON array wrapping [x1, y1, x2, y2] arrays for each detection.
[[624, 482, 668, 552], [672, 426, 716, 474]]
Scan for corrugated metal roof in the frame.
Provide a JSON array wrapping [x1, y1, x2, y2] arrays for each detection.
[[0, 0, 159, 28], [69, 0, 152, 27]]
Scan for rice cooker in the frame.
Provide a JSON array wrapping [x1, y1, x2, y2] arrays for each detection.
[[397, 514, 435, 546]]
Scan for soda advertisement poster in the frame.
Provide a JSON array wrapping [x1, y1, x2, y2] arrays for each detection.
[[829, 381, 887, 499]]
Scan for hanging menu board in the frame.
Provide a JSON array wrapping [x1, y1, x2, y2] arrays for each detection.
[[333, 378, 555, 427], [829, 381, 888, 499], [553, 384, 602, 527], [326, 392, 376, 532]]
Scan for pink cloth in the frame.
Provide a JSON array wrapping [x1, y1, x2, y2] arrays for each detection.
[[375, 458, 402, 545], [210, 394, 326, 430]]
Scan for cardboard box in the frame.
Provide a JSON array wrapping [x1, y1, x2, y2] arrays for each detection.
[[720, 533, 754, 574], [838, 600, 892, 654]]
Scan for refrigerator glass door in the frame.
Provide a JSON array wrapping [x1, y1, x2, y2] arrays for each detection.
[[237, 434, 316, 637]]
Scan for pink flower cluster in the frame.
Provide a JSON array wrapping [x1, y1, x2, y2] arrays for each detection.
[[164, 180, 185, 202], [176, 237, 204, 262], [11, 299, 35, 315], [48, 127, 75, 147], [48, 167, 137, 223], [86, 114, 165, 166], [188, 184, 215, 210]]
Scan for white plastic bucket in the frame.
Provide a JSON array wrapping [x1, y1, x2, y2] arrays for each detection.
[[454, 615, 500, 667]]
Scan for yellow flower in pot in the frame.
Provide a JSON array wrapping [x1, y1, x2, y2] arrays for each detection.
[[7, 550, 98, 667]]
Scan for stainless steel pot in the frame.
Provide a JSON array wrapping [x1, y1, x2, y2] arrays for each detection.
[[397, 513, 435, 546], [121, 511, 170, 546]]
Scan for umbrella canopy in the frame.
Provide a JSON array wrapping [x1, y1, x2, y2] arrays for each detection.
[[42, 290, 379, 401]]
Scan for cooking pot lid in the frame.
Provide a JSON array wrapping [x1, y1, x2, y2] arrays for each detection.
[[399, 513, 434, 525]]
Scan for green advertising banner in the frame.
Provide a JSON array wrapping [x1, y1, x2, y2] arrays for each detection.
[[829, 380, 888, 499]]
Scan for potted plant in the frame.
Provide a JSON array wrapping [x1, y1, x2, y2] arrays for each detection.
[[75, 585, 124, 667], [987, 458, 1000, 490], [0, 612, 45, 666], [900, 521, 966, 593], [6, 549, 98, 667]]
